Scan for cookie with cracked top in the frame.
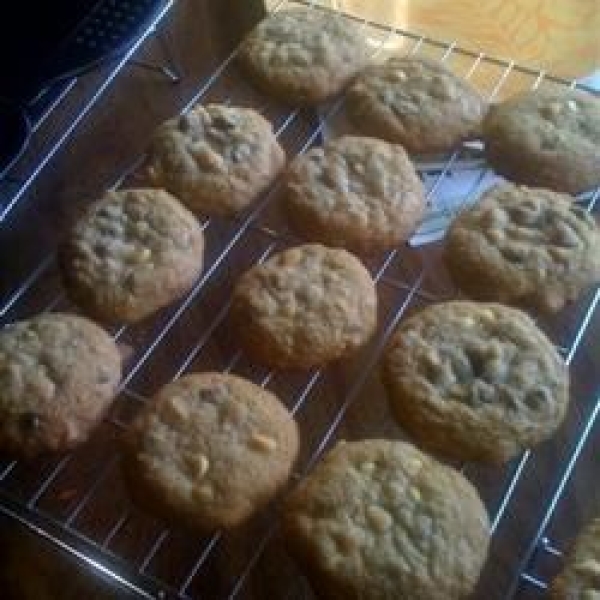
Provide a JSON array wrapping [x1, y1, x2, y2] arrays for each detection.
[[60, 188, 205, 324], [284, 135, 426, 255], [238, 8, 369, 105], [121, 372, 299, 530], [0, 312, 121, 458], [382, 301, 569, 464], [444, 183, 600, 313], [282, 438, 490, 600], [346, 56, 487, 154], [141, 103, 285, 216], [230, 244, 377, 370], [482, 88, 600, 194], [550, 516, 600, 599]]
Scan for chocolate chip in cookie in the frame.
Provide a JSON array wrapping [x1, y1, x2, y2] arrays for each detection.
[[141, 103, 285, 216], [347, 56, 487, 154], [230, 244, 378, 369], [444, 182, 600, 313], [238, 8, 369, 105], [482, 88, 600, 194], [284, 135, 426, 255], [60, 188, 205, 324], [283, 438, 490, 600], [0, 313, 122, 458], [550, 515, 600, 599], [121, 372, 299, 530], [382, 301, 569, 464]]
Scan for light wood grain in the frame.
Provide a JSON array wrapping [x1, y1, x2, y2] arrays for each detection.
[[326, 0, 600, 78]]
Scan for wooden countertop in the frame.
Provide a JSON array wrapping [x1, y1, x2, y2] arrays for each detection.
[[1, 1, 599, 599], [327, 0, 600, 78]]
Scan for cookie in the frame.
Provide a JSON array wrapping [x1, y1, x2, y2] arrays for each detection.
[[346, 56, 487, 154], [282, 438, 490, 600], [238, 8, 369, 105], [550, 516, 600, 599], [482, 88, 600, 194], [0, 313, 121, 458], [382, 301, 569, 464], [141, 103, 285, 216], [230, 244, 377, 369], [284, 135, 426, 255], [444, 183, 600, 313], [121, 372, 299, 530], [60, 188, 205, 324]]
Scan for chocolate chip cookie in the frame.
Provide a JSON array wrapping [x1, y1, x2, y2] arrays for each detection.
[[238, 8, 369, 105], [284, 135, 426, 255], [550, 516, 600, 599], [60, 188, 205, 324], [141, 103, 285, 216], [230, 244, 377, 369], [382, 301, 569, 464], [483, 88, 600, 194], [121, 372, 299, 531], [283, 438, 490, 600], [0, 313, 121, 458], [347, 56, 487, 154], [445, 183, 600, 313]]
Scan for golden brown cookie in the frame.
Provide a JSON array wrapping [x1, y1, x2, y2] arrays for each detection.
[[550, 516, 600, 599], [230, 244, 377, 369], [0, 313, 121, 458], [284, 135, 426, 255], [346, 56, 487, 154], [444, 183, 600, 313], [238, 8, 369, 105], [141, 103, 285, 216], [283, 438, 490, 600], [483, 88, 600, 194], [382, 301, 569, 464], [121, 372, 299, 531], [60, 188, 205, 324]]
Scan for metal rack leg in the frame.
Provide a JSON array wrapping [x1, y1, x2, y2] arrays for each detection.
[[130, 29, 181, 83]]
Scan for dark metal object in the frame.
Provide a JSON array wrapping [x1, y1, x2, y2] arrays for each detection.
[[0, 99, 30, 179], [0, 0, 168, 180]]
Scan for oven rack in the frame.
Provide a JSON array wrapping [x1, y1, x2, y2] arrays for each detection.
[[0, 0, 175, 223], [1, 1, 599, 598]]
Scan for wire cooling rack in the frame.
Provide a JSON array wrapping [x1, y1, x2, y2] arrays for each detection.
[[0, 0, 599, 597]]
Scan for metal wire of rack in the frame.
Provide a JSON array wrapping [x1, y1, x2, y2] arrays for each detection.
[[0, 0, 599, 598], [507, 392, 600, 598]]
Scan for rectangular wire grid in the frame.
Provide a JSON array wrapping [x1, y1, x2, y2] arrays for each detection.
[[1, 1, 599, 597]]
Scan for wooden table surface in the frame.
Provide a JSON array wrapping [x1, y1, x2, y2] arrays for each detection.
[[1, 1, 599, 599], [325, 0, 600, 78]]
